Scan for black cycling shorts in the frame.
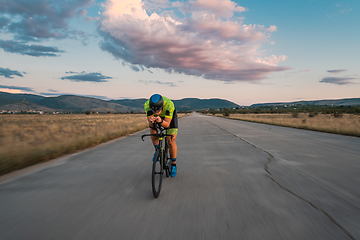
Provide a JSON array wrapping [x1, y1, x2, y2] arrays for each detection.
[[169, 109, 178, 129]]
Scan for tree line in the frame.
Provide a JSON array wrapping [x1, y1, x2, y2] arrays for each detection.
[[198, 104, 360, 116]]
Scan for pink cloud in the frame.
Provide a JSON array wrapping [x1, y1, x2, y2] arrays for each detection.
[[191, 0, 247, 18], [85, 16, 99, 22], [76, 9, 88, 17], [99, 0, 290, 82], [266, 25, 277, 32]]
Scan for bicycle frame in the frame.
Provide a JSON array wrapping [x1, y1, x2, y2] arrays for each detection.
[[142, 124, 173, 166]]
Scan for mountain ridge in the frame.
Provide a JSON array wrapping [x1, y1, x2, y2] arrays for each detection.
[[0, 92, 240, 112], [112, 98, 240, 111], [1, 92, 359, 113]]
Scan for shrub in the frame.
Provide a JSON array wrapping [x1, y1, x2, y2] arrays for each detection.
[[333, 112, 343, 118], [292, 112, 299, 118]]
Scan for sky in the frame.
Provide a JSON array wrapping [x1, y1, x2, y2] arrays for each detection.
[[0, 0, 359, 106]]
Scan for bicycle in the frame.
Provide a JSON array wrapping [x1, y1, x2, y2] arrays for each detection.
[[141, 122, 173, 198]]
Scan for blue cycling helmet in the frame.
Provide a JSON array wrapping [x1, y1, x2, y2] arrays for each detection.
[[149, 94, 163, 111]]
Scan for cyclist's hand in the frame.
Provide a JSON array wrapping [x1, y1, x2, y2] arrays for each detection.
[[155, 116, 162, 123], [148, 116, 155, 123]]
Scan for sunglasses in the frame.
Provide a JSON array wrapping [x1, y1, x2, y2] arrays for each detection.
[[152, 107, 162, 112]]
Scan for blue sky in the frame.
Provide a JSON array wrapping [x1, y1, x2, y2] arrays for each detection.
[[0, 0, 359, 105]]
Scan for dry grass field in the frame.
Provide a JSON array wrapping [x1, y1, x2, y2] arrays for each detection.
[[0, 113, 186, 175], [220, 113, 360, 137]]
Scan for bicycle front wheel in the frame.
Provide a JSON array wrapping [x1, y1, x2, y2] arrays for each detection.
[[152, 150, 163, 198]]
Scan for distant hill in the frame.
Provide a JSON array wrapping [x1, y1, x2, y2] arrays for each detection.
[[2, 91, 358, 113], [0, 92, 240, 113], [36, 95, 139, 112], [173, 98, 239, 111], [110, 99, 148, 109], [0, 92, 46, 103], [0, 99, 56, 112], [251, 98, 360, 107], [112, 98, 240, 111], [0, 98, 18, 106]]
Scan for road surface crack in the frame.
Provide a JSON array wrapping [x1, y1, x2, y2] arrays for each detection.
[[206, 119, 356, 240]]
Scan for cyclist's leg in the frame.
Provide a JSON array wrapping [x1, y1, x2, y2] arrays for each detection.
[[167, 131, 177, 177], [150, 128, 159, 161], [167, 133, 177, 160], [150, 128, 159, 146], [167, 109, 178, 161]]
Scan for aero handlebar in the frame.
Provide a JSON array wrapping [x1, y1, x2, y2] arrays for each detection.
[[141, 122, 174, 141]]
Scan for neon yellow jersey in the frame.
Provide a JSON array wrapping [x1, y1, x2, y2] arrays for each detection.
[[144, 96, 175, 119]]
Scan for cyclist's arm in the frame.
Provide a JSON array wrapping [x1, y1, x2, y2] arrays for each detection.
[[159, 117, 171, 128], [145, 103, 156, 128]]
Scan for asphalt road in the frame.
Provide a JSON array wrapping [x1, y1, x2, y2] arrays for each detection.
[[1, 113, 359, 240]]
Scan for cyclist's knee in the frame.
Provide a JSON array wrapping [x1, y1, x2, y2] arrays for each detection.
[[168, 139, 176, 147]]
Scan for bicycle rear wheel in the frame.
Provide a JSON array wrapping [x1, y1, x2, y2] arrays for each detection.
[[164, 139, 171, 177], [152, 150, 163, 198]]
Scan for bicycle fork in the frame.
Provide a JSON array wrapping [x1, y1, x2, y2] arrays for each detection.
[[158, 137, 165, 172]]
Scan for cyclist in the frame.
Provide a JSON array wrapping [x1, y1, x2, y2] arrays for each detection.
[[144, 94, 178, 177]]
